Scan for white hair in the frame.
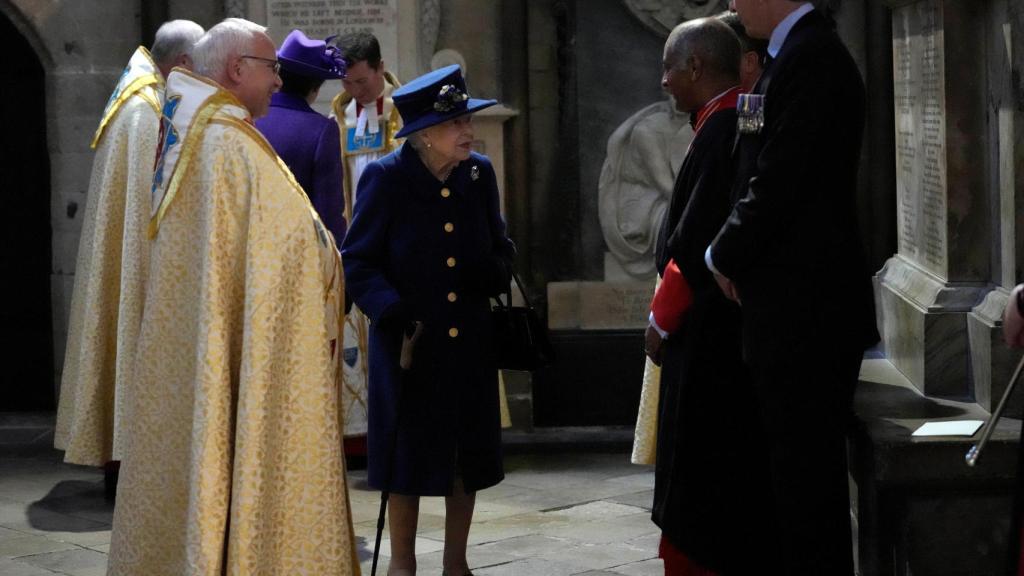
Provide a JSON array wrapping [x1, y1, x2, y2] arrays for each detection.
[[192, 18, 267, 78], [406, 131, 427, 152], [150, 20, 205, 68]]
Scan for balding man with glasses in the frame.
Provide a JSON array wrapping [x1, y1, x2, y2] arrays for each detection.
[[106, 18, 360, 576]]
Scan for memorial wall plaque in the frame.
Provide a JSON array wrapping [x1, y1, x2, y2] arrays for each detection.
[[265, 0, 398, 70], [893, 0, 948, 278]]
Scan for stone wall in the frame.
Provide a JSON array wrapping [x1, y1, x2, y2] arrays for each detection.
[[2, 0, 223, 399], [0, 0, 141, 400]]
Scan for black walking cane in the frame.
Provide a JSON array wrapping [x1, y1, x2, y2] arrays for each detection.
[[966, 353, 1024, 467], [371, 321, 423, 576]]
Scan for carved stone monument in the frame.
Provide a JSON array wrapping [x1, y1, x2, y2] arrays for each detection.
[[265, 0, 399, 71], [244, 0, 439, 84], [594, 0, 723, 282], [853, 1, 1024, 573], [598, 100, 692, 281], [549, 0, 716, 332], [875, 0, 989, 398]]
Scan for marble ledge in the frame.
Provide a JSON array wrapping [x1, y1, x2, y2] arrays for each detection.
[[853, 357, 1019, 485], [876, 256, 990, 313]]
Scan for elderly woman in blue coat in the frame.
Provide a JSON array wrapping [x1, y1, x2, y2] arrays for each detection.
[[341, 65, 513, 576]]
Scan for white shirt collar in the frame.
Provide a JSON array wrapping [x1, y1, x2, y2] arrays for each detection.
[[767, 2, 815, 58]]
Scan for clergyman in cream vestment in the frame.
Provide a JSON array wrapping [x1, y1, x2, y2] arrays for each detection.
[[106, 68, 359, 576], [54, 46, 163, 466]]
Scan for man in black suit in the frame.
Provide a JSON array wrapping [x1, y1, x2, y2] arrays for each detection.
[[706, 1, 879, 574]]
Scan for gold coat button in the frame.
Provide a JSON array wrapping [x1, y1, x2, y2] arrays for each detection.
[[446, 257, 456, 268], [449, 327, 459, 338], [444, 222, 454, 233], [441, 188, 451, 198], [447, 292, 457, 302]]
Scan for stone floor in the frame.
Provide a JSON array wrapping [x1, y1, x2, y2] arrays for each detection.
[[0, 445, 662, 575]]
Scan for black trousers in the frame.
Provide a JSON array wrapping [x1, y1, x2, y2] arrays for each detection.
[[751, 345, 862, 576]]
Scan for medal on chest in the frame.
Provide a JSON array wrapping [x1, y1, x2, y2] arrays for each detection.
[[737, 93, 765, 135]]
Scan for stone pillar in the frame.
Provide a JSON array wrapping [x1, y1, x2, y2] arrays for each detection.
[[471, 104, 519, 212], [167, 1, 224, 27], [969, 0, 1023, 414], [876, 0, 990, 398]]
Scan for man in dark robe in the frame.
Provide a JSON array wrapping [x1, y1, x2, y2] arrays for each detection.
[[644, 16, 780, 575]]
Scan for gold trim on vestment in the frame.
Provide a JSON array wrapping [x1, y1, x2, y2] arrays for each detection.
[[91, 47, 163, 149], [148, 70, 250, 238], [148, 92, 238, 238], [135, 88, 162, 117]]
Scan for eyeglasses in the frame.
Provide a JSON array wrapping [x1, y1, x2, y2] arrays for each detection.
[[240, 55, 281, 74]]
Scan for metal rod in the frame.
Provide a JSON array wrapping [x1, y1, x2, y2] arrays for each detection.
[[965, 353, 1024, 467]]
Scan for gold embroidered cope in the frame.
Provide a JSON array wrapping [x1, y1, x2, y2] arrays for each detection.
[[107, 71, 359, 576]]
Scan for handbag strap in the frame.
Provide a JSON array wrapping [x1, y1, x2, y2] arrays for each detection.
[[510, 268, 534, 309], [494, 265, 534, 310]]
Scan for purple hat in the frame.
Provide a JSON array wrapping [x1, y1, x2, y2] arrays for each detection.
[[277, 30, 347, 80]]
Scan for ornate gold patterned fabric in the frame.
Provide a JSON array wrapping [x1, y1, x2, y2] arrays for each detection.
[[631, 357, 661, 465], [631, 277, 661, 465], [91, 46, 162, 150], [54, 79, 162, 466], [499, 372, 511, 428], [106, 86, 359, 575]]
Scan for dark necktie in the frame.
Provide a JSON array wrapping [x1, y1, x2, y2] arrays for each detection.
[[754, 54, 775, 94]]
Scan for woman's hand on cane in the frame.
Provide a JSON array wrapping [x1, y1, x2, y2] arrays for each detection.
[[400, 321, 424, 370]]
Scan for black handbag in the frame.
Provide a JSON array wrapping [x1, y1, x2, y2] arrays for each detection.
[[491, 269, 554, 371]]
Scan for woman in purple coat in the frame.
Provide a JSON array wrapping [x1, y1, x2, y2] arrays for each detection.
[[255, 30, 347, 243], [341, 65, 513, 576]]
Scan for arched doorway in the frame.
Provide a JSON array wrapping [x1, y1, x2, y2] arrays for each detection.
[[0, 8, 53, 410]]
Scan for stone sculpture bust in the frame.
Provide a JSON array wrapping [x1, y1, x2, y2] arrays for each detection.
[[597, 0, 725, 280], [598, 100, 692, 280]]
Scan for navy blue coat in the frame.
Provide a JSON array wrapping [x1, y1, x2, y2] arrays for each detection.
[[255, 92, 347, 243], [341, 142, 513, 496]]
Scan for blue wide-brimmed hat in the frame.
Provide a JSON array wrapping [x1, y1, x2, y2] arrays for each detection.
[[277, 30, 347, 80], [393, 65, 497, 138]]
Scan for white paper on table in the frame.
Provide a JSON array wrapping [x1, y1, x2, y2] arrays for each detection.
[[911, 420, 985, 437]]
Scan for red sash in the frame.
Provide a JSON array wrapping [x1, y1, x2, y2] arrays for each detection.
[[651, 87, 741, 334], [651, 259, 693, 335], [355, 96, 384, 117], [692, 86, 740, 135]]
